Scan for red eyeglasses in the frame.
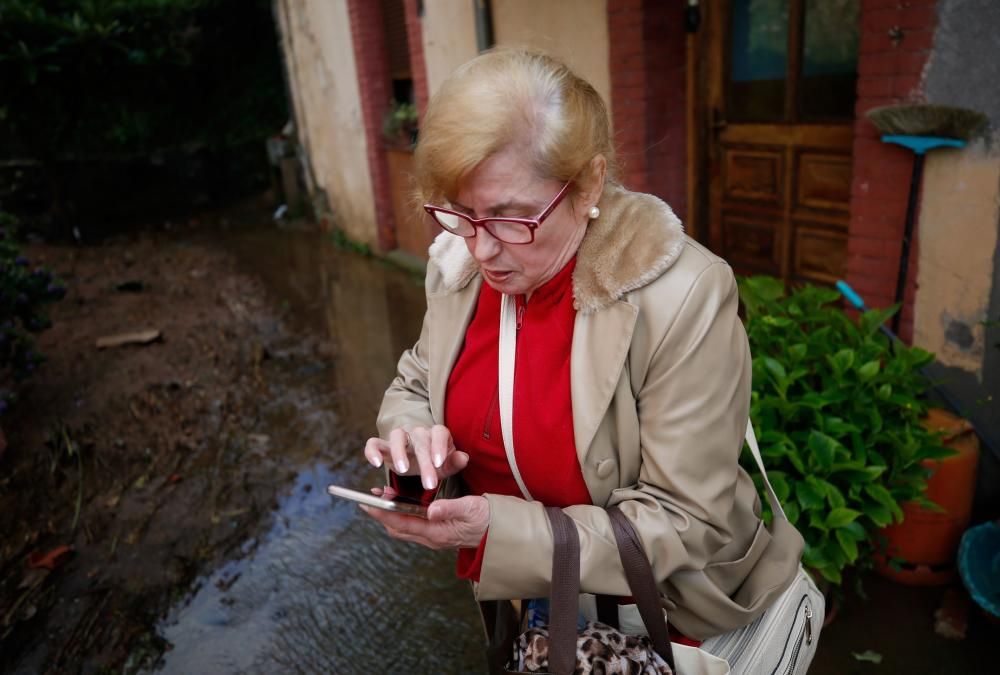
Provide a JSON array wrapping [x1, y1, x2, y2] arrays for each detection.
[[423, 181, 573, 245]]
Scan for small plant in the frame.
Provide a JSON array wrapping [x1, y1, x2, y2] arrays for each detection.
[[381, 99, 418, 146], [1, 212, 65, 414], [738, 276, 951, 585]]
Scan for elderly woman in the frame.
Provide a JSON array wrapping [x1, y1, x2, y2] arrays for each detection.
[[362, 49, 802, 652]]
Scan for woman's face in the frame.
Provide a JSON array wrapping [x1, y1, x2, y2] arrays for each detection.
[[451, 148, 590, 297]]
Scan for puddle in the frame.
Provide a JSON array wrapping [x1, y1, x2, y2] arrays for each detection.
[[149, 229, 486, 674]]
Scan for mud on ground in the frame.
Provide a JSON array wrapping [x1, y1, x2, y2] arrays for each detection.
[[0, 216, 309, 673]]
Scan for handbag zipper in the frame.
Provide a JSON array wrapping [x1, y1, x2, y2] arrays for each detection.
[[780, 604, 812, 675]]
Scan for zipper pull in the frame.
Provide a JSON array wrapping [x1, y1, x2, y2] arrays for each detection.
[[804, 606, 813, 645], [516, 300, 526, 331]]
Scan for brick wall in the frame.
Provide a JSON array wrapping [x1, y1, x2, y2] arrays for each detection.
[[848, 0, 939, 342], [608, 0, 649, 193], [403, 0, 429, 118], [347, 0, 397, 251], [607, 0, 688, 221]]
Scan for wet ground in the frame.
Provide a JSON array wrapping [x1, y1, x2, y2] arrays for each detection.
[[2, 208, 996, 673], [147, 228, 486, 674]]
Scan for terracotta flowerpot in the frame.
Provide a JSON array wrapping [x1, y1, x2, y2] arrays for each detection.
[[875, 408, 980, 585]]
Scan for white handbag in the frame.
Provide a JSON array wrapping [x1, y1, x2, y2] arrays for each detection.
[[498, 294, 823, 674]]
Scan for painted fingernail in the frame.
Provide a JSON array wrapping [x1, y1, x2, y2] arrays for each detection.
[[395, 459, 408, 474], [358, 504, 370, 513], [372, 455, 383, 468], [422, 474, 436, 490], [432, 453, 444, 468]]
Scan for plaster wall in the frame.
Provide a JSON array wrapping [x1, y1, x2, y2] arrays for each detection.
[[491, 0, 611, 108], [420, 0, 480, 97], [913, 150, 999, 375], [276, 0, 377, 246], [915, 0, 1000, 506]]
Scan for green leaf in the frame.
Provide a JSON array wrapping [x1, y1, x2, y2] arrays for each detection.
[[858, 360, 880, 381], [852, 650, 883, 664], [796, 480, 825, 510], [832, 349, 855, 373], [788, 343, 807, 363], [827, 508, 861, 529], [808, 431, 839, 469], [763, 357, 787, 382], [836, 528, 860, 563], [860, 502, 894, 527], [877, 383, 892, 400], [817, 564, 843, 585]]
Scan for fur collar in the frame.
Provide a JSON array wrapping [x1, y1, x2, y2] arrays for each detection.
[[427, 184, 685, 314]]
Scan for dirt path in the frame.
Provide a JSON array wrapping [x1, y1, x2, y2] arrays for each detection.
[[0, 217, 312, 673]]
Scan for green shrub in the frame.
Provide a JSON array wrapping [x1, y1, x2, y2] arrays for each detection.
[[738, 276, 951, 585], [0, 211, 65, 414]]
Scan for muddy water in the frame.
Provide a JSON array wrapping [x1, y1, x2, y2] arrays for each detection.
[[150, 229, 486, 674]]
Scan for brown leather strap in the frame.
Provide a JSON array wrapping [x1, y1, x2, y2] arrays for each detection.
[[607, 506, 676, 671], [544, 506, 580, 675]]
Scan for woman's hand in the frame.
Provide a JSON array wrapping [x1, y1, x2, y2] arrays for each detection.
[[361, 496, 490, 549], [364, 425, 468, 491]]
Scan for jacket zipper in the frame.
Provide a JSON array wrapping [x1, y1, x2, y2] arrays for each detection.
[[485, 295, 524, 440], [482, 388, 499, 440]]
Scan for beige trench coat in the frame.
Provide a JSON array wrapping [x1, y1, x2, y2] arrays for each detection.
[[376, 185, 803, 639]]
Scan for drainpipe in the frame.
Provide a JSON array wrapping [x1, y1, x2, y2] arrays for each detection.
[[474, 0, 494, 52]]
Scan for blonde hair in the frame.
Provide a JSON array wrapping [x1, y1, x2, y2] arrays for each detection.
[[413, 48, 616, 204]]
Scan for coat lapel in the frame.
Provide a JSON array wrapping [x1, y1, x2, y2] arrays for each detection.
[[570, 299, 638, 463], [426, 275, 482, 423]]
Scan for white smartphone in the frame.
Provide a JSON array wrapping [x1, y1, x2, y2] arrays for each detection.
[[326, 484, 429, 518]]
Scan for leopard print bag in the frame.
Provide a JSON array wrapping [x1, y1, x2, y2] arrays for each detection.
[[504, 506, 730, 675], [513, 620, 673, 674]]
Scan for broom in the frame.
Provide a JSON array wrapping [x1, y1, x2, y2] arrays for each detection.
[[865, 103, 990, 335]]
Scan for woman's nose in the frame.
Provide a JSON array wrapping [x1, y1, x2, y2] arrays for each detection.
[[470, 229, 501, 262]]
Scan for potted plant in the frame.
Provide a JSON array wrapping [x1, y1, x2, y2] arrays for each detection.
[[737, 276, 952, 589]]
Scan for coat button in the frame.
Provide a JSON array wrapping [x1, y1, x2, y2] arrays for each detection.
[[596, 458, 617, 479]]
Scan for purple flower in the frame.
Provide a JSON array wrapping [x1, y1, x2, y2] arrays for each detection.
[[0, 399, 7, 414], [15, 256, 29, 267], [47, 284, 66, 299]]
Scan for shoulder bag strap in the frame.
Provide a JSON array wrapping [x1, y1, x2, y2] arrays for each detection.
[[544, 506, 582, 675], [744, 420, 787, 520], [499, 293, 533, 501], [606, 506, 676, 671]]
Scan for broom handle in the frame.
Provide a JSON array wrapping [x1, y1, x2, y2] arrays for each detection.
[[892, 152, 926, 335]]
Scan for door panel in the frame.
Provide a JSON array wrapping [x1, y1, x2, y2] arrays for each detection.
[[705, 0, 858, 285]]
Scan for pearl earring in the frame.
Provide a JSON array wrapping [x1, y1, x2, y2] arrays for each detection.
[[588, 206, 600, 220]]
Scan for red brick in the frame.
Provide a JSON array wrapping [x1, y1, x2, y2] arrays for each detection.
[[858, 50, 900, 76], [892, 73, 923, 98], [900, 29, 935, 51], [899, 6, 937, 30], [860, 30, 895, 55], [863, 7, 903, 34], [857, 77, 895, 98]]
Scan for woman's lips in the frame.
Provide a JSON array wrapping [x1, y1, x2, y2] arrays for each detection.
[[483, 269, 512, 282]]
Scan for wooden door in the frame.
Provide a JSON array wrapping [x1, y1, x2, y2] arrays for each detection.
[[704, 0, 859, 284]]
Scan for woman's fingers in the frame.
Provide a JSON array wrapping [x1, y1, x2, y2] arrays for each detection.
[[408, 427, 438, 491], [367, 425, 462, 487], [361, 495, 490, 549], [429, 425, 453, 469], [388, 428, 411, 474], [438, 450, 469, 478], [364, 436, 389, 469]]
